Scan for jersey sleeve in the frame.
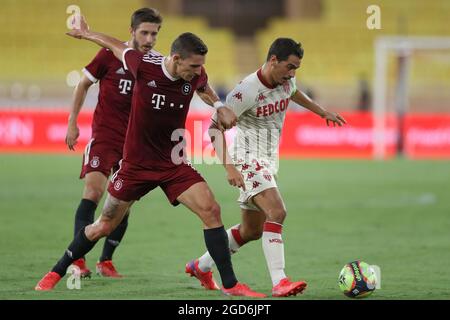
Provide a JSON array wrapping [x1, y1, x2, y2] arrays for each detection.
[[83, 48, 110, 83], [225, 81, 257, 118], [122, 48, 143, 79], [211, 80, 256, 124]]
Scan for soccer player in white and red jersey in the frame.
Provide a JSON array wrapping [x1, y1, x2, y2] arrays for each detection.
[[65, 8, 163, 278], [35, 16, 265, 298], [186, 38, 347, 297]]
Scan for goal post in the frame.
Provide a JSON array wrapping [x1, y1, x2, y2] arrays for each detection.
[[373, 36, 450, 159]]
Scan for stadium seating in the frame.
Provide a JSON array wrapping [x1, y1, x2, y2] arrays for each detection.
[[0, 0, 237, 86], [256, 0, 450, 87]]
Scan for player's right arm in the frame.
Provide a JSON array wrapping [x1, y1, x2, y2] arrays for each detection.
[[66, 16, 128, 67], [66, 75, 94, 150], [208, 122, 246, 191], [196, 82, 237, 130]]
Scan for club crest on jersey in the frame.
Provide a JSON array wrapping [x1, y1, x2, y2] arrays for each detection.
[[90, 156, 100, 168], [113, 179, 124, 191], [182, 83, 192, 95]]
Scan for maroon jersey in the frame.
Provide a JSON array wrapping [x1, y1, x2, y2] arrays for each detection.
[[83, 47, 161, 145], [122, 49, 208, 168]]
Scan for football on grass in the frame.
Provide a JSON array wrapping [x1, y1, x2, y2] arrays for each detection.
[[338, 260, 377, 298]]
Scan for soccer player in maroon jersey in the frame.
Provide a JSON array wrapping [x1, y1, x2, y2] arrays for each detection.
[[35, 16, 264, 297], [64, 8, 163, 279]]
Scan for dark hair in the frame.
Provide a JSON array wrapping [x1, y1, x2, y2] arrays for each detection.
[[131, 8, 163, 30], [266, 38, 304, 62], [170, 32, 208, 59]]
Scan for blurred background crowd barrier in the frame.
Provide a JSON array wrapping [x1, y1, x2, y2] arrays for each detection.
[[1, 0, 449, 159]]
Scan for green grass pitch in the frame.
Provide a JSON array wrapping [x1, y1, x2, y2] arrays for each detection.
[[0, 154, 449, 299]]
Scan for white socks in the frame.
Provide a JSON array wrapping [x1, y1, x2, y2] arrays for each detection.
[[262, 221, 286, 286], [198, 224, 244, 272], [198, 221, 287, 287]]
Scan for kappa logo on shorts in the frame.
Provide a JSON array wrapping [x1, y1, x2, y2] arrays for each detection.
[[252, 181, 261, 189], [247, 172, 255, 180], [90, 156, 100, 168], [113, 179, 124, 191]]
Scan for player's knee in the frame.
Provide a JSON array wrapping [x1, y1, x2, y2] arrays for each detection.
[[83, 185, 105, 203], [267, 207, 287, 224], [200, 201, 222, 226]]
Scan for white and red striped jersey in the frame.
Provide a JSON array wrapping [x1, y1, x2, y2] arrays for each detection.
[[225, 68, 297, 173]]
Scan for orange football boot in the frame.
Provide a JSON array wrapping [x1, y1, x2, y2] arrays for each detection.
[[35, 272, 62, 291], [96, 260, 123, 278], [185, 259, 220, 290], [222, 282, 267, 298], [272, 278, 307, 297]]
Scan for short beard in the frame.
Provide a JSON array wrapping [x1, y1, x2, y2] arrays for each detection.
[[132, 39, 139, 51]]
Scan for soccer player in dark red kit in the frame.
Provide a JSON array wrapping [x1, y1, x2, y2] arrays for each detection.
[[65, 8, 163, 278], [35, 15, 265, 297]]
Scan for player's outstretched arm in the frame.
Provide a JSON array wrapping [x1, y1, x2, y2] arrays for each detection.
[[208, 122, 246, 191], [197, 84, 237, 130], [291, 89, 347, 127], [66, 15, 127, 62], [66, 75, 94, 151]]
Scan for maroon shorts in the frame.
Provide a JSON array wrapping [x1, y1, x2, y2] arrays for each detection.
[[80, 138, 123, 179], [107, 160, 205, 206]]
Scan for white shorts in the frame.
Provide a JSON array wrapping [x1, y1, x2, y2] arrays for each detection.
[[235, 158, 278, 211]]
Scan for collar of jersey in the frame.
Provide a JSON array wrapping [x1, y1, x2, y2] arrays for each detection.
[[162, 57, 180, 81], [257, 67, 277, 89]]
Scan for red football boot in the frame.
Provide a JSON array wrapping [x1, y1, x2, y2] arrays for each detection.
[[272, 278, 307, 297], [35, 272, 62, 291], [222, 282, 267, 298], [72, 258, 92, 278], [96, 260, 123, 278], [185, 259, 220, 290]]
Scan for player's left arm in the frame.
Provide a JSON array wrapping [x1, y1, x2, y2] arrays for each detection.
[[291, 89, 347, 127], [197, 83, 237, 130]]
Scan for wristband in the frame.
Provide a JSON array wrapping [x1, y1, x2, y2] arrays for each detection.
[[213, 101, 225, 109]]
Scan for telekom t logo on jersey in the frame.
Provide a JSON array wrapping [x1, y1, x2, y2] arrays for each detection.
[[118, 79, 132, 95], [152, 93, 184, 110]]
